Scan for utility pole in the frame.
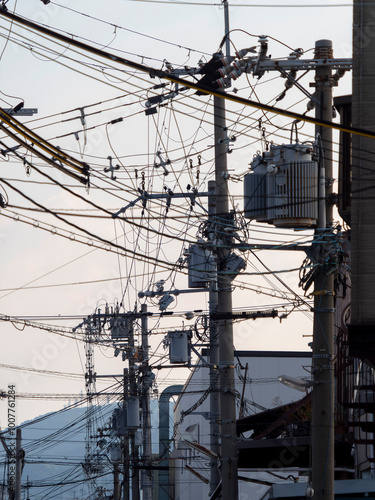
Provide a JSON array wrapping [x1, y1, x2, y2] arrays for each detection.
[[123, 368, 130, 500], [15, 429, 22, 500], [311, 39, 335, 500], [208, 179, 221, 495], [215, 2, 238, 497], [129, 322, 140, 500], [26, 476, 30, 500], [113, 464, 120, 500], [141, 303, 153, 500]]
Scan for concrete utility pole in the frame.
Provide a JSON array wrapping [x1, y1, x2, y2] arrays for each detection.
[[311, 39, 335, 500], [215, 2, 238, 497], [15, 428, 22, 500], [208, 180, 221, 495], [123, 368, 130, 500], [128, 324, 140, 500], [113, 464, 120, 500], [141, 304, 153, 500], [350, 2, 375, 331]]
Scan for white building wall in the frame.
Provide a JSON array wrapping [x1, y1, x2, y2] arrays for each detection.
[[172, 351, 312, 500]]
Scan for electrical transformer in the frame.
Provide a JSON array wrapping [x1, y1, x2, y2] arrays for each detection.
[[244, 144, 318, 228], [110, 443, 122, 463], [112, 407, 127, 436], [126, 396, 140, 429], [168, 330, 191, 364], [187, 244, 212, 288]]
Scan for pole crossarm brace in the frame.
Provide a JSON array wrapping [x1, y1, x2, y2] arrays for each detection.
[[3, 108, 38, 116], [233, 242, 311, 252], [276, 66, 320, 105], [1, 8, 372, 140], [210, 309, 278, 320], [250, 58, 352, 72], [138, 288, 208, 298]]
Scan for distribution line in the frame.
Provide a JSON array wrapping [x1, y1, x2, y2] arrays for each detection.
[[0, 8, 366, 139], [1, 179, 178, 269]]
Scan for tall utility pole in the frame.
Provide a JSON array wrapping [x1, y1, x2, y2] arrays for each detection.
[[141, 304, 153, 500], [15, 428, 22, 500], [128, 324, 140, 500], [215, 2, 238, 497], [311, 39, 335, 500], [113, 464, 120, 500], [123, 368, 130, 500], [208, 180, 220, 495]]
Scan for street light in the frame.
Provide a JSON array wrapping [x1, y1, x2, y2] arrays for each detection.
[[278, 375, 312, 392]]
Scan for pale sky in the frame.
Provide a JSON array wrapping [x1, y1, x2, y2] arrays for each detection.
[[0, 0, 352, 427]]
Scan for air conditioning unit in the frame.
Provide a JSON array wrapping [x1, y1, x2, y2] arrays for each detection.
[[244, 144, 318, 228]]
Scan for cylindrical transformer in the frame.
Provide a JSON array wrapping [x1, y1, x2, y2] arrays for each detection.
[[244, 155, 268, 221], [169, 330, 190, 364], [126, 396, 140, 429], [110, 443, 122, 463], [112, 407, 127, 436], [244, 144, 318, 228]]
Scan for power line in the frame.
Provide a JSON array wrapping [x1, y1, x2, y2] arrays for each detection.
[[0, 9, 364, 139]]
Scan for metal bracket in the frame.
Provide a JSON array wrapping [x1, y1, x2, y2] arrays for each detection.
[[104, 155, 120, 180], [154, 150, 170, 176]]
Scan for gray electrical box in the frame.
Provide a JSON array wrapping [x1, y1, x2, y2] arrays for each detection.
[[168, 330, 191, 364], [187, 244, 211, 288], [112, 408, 127, 436], [126, 397, 140, 429], [225, 253, 247, 279], [244, 144, 318, 228], [110, 315, 133, 339], [110, 443, 122, 463]]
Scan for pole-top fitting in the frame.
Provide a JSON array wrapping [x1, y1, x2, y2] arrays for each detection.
[[314, 39, 333, 59], [315, 39, 332, 49]]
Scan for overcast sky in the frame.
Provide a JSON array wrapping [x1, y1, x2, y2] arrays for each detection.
[[0, 0, 352, 427]]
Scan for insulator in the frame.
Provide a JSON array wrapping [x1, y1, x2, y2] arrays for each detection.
[[229, 69, 243, 80], [232, 59, 246, 71], [235, 46, 257, 59], [218, 65, 234, 78], [218, 56, 235, 67], [212, 78, 226, 89]]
